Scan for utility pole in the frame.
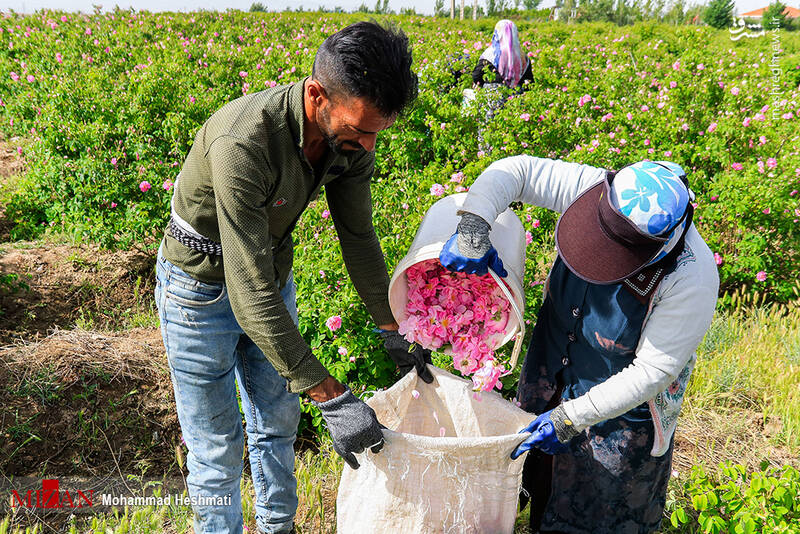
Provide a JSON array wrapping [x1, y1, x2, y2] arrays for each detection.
[[460, 0, 464, 19], [450, 0, 455, 18]]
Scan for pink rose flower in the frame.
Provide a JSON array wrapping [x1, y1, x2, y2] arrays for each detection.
[[325, 315, 342, 332], [731, 163, 743, 170], [338, 346, 348, 356], [714, 253, 723, 266], [321, 209, 330, 219], [139, 181, 151, 193], [430, 183, 445, 197], [756, 271, 767, 282]]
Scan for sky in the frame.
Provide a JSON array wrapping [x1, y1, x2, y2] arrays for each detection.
[[2, 0, 790, 19]]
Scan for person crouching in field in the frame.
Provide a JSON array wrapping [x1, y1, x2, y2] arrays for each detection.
[[440, 156, 719, 533], [155, 22, 428, 534], [472, 19, 532, 90]]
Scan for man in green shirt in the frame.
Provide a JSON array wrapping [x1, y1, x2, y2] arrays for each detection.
[[155, 22, 427, 534]]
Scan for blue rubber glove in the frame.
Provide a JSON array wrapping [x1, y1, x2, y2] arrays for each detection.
[[438, 213, 508, 277], [511, 407, 578, 459]]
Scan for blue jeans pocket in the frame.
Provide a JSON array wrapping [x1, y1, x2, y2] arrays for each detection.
[[160, 258, 227, 307]]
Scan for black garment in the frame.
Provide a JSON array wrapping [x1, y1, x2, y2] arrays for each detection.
[[472, 57, 533, 88]]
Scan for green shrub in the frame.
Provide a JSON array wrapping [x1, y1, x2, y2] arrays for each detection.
[[669, 462, 800, 533]]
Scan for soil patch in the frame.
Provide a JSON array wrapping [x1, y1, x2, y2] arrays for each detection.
[[0, 137, 26, 241], [0, 242, 156, 344], [0, 327, 181, 479], [0, 138, 25, 180]]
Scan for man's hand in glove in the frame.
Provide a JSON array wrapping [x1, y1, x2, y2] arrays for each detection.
[[439, 212, 508, 277], [378, 329, 433, 383], [312, 385, 385, 469]]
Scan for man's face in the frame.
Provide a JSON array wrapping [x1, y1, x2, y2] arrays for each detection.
[[316, 94, 397, 155]]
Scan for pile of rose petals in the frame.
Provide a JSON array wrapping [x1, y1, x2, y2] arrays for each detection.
[[398, 259, 512, 391]]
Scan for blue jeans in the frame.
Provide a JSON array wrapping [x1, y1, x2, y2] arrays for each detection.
[[155, 247, 300, 534]]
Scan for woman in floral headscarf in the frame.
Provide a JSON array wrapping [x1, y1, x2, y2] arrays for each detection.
[[473, 19, 532, 88]]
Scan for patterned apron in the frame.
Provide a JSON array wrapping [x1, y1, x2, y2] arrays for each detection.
[[518, 257, 675, 534]]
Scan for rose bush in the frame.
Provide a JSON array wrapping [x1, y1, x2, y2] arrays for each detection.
[[0, 11, 798, 435]]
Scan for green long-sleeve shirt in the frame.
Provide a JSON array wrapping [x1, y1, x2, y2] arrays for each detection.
[[161, 77, 395, 393]]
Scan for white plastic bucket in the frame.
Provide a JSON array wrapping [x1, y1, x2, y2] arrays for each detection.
[[388, 193, 527, 367]]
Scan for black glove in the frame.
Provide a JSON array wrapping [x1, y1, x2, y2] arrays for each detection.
[[378, 329, 434, 383], [313, 388, 385, 469]]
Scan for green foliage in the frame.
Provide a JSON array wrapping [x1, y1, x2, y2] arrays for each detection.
[[249, 2, 267, 12], [763, 1, 788, 30], [704, 0, 734, 29], [668, 462, 800, 533]]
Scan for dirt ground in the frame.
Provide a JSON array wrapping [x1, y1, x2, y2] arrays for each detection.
[[0, 327, 181, 478], [0, 242, 156, 343]]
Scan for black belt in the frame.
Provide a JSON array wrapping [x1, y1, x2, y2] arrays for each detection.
[[168, 217, 223, 256]]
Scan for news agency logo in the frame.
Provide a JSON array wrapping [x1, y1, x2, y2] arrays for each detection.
[[10, 479, 95, 509]]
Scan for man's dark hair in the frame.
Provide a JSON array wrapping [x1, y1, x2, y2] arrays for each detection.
[[312, 21, 418, 117]]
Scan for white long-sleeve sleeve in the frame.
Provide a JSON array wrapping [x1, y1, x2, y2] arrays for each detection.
[[460, 155, 606, 222], [459, 155, 720, 431]]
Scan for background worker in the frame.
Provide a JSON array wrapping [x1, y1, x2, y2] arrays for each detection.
[[156, 21, 429, 534], [472, 19, 532, 89], [440, 156, 718, 533]]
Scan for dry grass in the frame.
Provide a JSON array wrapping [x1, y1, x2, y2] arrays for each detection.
[[0, 327, 167, 388]]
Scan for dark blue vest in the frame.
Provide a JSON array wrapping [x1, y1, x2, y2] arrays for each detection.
[[524, 257, 655, 425]]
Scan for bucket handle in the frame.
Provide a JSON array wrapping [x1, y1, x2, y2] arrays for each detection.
[[488, 268, 525, 370]]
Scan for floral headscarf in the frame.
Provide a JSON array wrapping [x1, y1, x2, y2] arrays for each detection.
[[479, 19, 528, 88]]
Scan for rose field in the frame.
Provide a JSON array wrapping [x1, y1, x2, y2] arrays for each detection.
[[0, 8, 799, 533]]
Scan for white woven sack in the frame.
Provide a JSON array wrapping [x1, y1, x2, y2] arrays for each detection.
[[336, 365, 532, 534]]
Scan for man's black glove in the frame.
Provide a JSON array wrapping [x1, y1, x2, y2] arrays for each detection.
[[313, 388, 385, 469], [378, 329, 434, 383]]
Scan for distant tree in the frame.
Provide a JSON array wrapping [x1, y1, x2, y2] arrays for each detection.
[[704, 0, 734, 28], [356, 2, 370, 11], [249, 1, 267, 11], [578, 0, 616, 22], [523, 0, 541, 9], [400, 6, 418, 14], [663, 0, 686, 24], [486, 0, 511, 16], [763, 1, 788, 29], [434, 0, 447, 15]]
